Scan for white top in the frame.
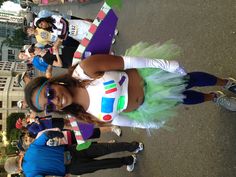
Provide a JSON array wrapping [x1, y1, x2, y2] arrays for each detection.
[[51, 15, 65, 36], [72, 64, 129, 122], [68, 19, 91, 41], [51, 15, 91, 42]]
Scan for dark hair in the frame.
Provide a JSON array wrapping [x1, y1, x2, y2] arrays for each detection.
[[36, 17, 56, 32], [18, 130, 35, 151], [24, 76, 48, 112], [28, 44, 35, 54], [24, 26, 35, 35], [24, 72, 106, 125]]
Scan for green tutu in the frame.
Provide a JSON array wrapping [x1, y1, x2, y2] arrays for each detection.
[[121, 41, 188, 128]]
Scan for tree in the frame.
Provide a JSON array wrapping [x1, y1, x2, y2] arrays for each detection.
[[2, 28, 27, 49], [0, 164, 8, 176], [6, 112, 25, 140], [5, 113, 25, 154], [0, 0, 6, 6]]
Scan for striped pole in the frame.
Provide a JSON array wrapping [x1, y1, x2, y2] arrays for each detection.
[[72, 2, 112, 65], [67, 115, 91, 150]]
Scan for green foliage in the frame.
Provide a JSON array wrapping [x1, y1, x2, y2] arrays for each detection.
[[5, 113, 25, 154], [0, 154, 7, 164], [5, 144, 18, 154], [0, 0, 6, 6], [6, 112, 25, 140], [2, 28, 27, 49]]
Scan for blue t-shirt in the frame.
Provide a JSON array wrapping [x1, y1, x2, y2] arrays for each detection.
[[22, 133, 65, 177], [32, 56, 48, 72]]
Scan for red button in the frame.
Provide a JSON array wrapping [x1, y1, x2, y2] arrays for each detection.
[[103, 115, 112, 121]]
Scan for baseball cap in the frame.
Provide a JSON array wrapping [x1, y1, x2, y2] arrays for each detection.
[[15, 118, 23, 129], [16, 72, 26, 87]]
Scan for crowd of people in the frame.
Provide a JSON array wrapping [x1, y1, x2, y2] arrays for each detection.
[[3, 3, 236, 177]]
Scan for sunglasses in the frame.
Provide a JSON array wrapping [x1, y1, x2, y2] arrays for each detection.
[[45, 84, 56, 114]]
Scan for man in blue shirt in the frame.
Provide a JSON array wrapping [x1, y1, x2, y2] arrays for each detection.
[[18, 51, 52, 78], [31, 55, 48, 73], [4, 131, 143, 176]]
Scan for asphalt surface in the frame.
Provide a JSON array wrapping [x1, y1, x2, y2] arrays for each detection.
[[38, 1, 236, 177]]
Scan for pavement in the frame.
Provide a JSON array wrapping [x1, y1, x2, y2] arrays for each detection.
[[37, 1, 236, 177]]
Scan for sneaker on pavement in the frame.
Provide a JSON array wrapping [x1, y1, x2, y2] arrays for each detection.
[[126, 155, 137, 172], [224, 78, 236, 94], [212, 91, 236, 111], [111, 126, 122, 137], [133, 142, 144, 154], [211, 91, 225, 102]]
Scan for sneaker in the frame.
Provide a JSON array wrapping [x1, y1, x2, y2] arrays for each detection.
[[211, 91, 225, 102], [133, 142, 144, 154], [114, 28, 119, 36], [126, 155, 137, 172], [111, 126, 122, 136], [224, 78, 236, 94], [112, 38, 116, 44], [213, 91, 236, 111]]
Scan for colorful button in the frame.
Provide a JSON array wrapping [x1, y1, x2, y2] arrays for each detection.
[[119, 76, 126, 86], [103, 80, 117, 94], [117, 96, 125, 111], [103, 114, 112, 121], [101, 97, 115, 113]]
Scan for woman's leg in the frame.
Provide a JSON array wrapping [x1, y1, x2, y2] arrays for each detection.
[[183, 90, 215, 104], [68, 155, 134, 175], [67, 142, 139, 174], [81, 142, 140, 158], [186, 72, 228, 89], [183, 90, 236, 110], [184, 72, 236, 105]]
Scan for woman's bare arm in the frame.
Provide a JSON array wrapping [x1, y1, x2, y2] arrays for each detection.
[[52, 53, 63, 67]]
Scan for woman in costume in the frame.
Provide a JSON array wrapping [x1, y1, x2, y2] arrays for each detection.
[[24, 42, 236, 129], [34, 15, 93, 44]]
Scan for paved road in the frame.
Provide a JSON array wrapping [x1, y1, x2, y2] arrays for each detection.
[[39, 1, 236, 177]]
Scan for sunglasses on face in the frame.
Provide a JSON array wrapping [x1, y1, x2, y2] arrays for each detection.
[[45, 84, 56, 114]]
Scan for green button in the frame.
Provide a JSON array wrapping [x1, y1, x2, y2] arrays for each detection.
[[117, 96, 125, 111]]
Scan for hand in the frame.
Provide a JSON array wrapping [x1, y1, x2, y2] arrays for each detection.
[[52, 46, 59, 54], [45, 72, 52, 78]]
